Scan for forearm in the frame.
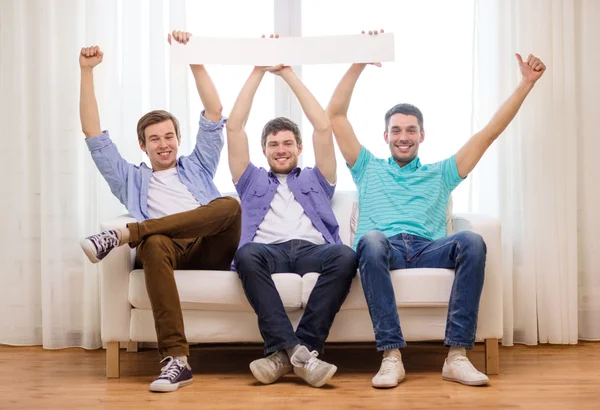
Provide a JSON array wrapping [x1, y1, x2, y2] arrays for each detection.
[[79, 68, 102, 138], [190, 64, 222, 122], [226, 68, 264, 132], [481, 80, 535, 141], [281, 70, 330, 131], [456, 80, 536, 178], [326, 63, 366, 118]]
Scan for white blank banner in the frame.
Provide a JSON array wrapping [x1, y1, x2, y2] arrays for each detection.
[[170, 33, 395, 65]]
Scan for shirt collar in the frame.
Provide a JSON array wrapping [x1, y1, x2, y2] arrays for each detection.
[[267, 167, 301, 179], [388, 156, 421, 172]]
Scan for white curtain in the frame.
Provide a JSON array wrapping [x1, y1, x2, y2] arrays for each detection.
[[471, 0, 600, 345], [0, 0, 188, 349], [574, 0, 600, 341], [2, 0, 598, 350]]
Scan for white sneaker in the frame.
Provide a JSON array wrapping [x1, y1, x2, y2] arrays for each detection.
[[442, 356, 489, 386], [372, 355, 405, 388], [290, 346, 337, 388], [249, 351, 292, 384]]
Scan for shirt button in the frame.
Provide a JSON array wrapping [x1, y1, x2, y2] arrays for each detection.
[[263, 207, 267, 210]]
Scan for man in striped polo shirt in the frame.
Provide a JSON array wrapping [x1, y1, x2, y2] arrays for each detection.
[[327, 41, 546, 388]]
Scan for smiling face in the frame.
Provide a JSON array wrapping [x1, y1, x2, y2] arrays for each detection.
[[263, 130, 302, 174], [136, 110, 181, 171], [260, 117, 303, 174], [140, 120, 180, 171], [384, 113, 424, 167]]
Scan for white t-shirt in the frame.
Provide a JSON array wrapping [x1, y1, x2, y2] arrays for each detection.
[[253, 173, 326, 245], [147, 168, 200, 219]]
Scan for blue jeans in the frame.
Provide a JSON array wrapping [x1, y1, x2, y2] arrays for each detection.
[[356, 230, 486, 350], [234, 240, 357, 355]]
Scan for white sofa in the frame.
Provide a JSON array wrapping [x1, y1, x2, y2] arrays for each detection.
[[99, 191, 502, 378]]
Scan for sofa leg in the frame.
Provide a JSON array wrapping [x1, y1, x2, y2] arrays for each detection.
[[127, 342, 138, 353], [484, 338, 499, 375], [107, 342, 120, 379]]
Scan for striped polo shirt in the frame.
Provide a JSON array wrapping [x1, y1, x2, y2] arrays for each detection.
[[349, 146, 464, 249]]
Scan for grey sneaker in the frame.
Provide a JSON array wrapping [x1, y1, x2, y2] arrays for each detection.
[[290, 346, 337, 388], [80, 229, 120, 263], [372, 355, 405, 388], [249, 350, 292, 384]]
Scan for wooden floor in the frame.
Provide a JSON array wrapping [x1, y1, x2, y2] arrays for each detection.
[[1, 342, 599, 410]]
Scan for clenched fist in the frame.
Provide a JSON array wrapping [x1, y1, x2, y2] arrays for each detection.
[[80, 46, 103, 69]]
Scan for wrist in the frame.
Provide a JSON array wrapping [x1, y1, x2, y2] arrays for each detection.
[[80, 66, 94, 73], [518, 78, 536, 91], [279, 67, 295, 79]]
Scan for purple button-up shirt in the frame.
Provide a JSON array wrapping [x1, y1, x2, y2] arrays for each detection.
[[235, 163, 342, 248]]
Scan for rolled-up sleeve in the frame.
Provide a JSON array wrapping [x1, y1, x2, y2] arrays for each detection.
[[312, 166, 336, 200], [188, 110, 226, 179], [86, 131, 131, 205]]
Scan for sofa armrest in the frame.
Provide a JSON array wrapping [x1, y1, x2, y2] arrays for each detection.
[[99, 215, 137, 342], [453, 213, 503, 340]]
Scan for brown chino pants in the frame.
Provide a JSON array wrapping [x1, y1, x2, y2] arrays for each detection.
[[127, 196, 241, 359]]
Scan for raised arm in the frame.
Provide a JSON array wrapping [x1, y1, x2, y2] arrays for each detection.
[[226, 67, 273, 183], [276, 67, 335, 183], [79, 46, 132, 204], [326, 63, 369, 168], [79, 46, 104, 138], [455, 53, 546, 178], [327, 30, 384, 168], [168, 31, 223, 120]]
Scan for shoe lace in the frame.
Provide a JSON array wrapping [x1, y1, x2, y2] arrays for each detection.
[[92, 231, 118, 253], [270, 353, 287, 369], [378, 356, 400, 376], [304, 350, 322, 372], [451, 355, 477, 373], [158, 357, 186, 381]]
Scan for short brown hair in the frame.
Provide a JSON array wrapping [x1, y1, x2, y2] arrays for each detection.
[[136, 110, 181, 145], [261, 117, 302, 149], [385, 103, 424, 132]]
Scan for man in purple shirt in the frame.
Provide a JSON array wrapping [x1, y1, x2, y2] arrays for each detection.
[[226, 60, 357, 388]]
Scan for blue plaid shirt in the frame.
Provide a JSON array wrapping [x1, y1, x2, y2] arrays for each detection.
[[86, 111, 225, 221]]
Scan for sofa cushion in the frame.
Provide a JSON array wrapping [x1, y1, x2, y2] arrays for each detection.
[[128, 270, 303, 312], [302, 268, 455, 310]]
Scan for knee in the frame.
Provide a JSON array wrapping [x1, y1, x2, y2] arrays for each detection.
[[218, 196, 242, 217], [138, 234, 170, 255], [137, 234, 175, 264], [455, 231, 486, 251], [455, 231, 487, 256], [357, 230, 388, 257], [234, 242, 261, 267], [331, 245, 358, 276]]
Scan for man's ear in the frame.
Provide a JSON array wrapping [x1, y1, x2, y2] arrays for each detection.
[[297, 144, 303, 155], [419, 130, 425, 143], [139, 140, 147, 153], [383, 131, 389, 144]]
